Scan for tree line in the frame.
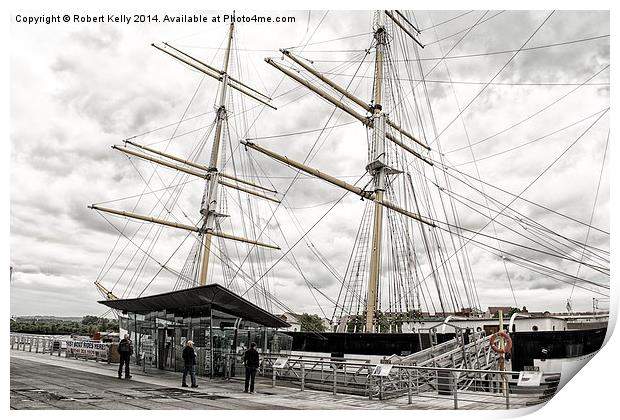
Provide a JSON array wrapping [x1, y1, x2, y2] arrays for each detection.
[[9, 316, 118, 335]]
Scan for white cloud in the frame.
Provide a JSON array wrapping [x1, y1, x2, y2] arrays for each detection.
[[10, 10, 610, 317]]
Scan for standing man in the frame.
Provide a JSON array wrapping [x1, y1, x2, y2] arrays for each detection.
[[182, 340, 198, 388], [117, 334, 133, 379], [243, 342, 260, 393]]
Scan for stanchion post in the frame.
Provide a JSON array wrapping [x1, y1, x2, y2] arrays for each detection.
[[453, 372, 458, 410], [333, 363, 337, 396], [300, 362, 305, 391], [416, 368, 420, 395], [408, 370, 412, 404]]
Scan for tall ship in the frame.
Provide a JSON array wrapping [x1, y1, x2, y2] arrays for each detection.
[[89, 10, 609, 382]]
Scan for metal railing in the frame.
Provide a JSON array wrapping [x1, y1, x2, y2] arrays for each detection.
[[11, 334, 559, 409], [221, 352, 558, 409], [10, 334, 112, 363]]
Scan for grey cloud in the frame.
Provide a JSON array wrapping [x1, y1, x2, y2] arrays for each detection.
[[10, 10, 610, 317]]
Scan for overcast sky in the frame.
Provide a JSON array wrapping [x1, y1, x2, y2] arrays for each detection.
[[10, 9, 610, 317]]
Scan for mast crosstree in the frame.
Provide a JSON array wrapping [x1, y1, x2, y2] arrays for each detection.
[[90, 10, 609, 326], [91, 17, 279, 295], [245, 10, 434, 332]]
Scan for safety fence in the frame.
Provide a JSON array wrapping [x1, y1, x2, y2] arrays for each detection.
[[11, 334, 558, 409], [10, 334, 113, 363], [223, 352, 558, 409]]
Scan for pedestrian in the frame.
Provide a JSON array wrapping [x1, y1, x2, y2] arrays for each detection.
[[182, 340, 198, 388], [243, 342, 260, 393], [117, 334, 133, 379]]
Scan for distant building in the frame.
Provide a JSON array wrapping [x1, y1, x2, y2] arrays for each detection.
[[277, 312, 331, 332], [486, 306, 513, 317], [278, 312, 302, 332], [456, 307, 483, 317]]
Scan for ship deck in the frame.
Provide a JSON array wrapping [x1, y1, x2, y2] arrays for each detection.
[[10, 349, 543, 411]]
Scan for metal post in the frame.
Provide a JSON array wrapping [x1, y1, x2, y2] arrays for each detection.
[[408, 370, 412, 404], [300, 362, 305, 391], [272, 362, 276, 388], [35, 338, 39, 353], [453, 372, 458, 410], [333, 364, 337, 396], [499, 310, 507, 398], [209, 308, 214, 379], [28, 338, 32, 352], [379, 376, 383, 400], [416, 368, 420, 395]]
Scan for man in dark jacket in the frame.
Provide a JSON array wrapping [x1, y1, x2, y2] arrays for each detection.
[[117, 334, 133, 379], [182, 340, 198, 388], [243, 342, 260, 393]]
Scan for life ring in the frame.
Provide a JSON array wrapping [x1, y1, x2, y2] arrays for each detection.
[[489, 331, 512, 354]]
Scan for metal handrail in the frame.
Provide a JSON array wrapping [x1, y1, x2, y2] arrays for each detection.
[[11, 333, 558, 409]]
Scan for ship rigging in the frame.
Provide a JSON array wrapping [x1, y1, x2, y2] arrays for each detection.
[[90, 10, 610, 333]]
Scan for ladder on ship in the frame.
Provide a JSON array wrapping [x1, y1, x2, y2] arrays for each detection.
[[387, 322, 499, 371]]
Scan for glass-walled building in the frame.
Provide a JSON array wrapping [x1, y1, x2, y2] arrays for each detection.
[[100, 284, 291, 378]]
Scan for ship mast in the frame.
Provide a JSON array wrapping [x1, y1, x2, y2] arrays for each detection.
[[198, 19, 235, 285], [248, 10, 432, 332], [91, 17, 281, 296], [365, 14, 388, 333]]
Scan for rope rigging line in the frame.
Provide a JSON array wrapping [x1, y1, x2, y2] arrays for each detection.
[[428, 11, 556, 148], [418, 10, 475, 32], [464, 241, 609, 298], [404, 109, 610, 293], [444, 64, 610, 154], [396, 16, 480, 313], [569, 129, 609, 300], [245, 121, 357, 141], [225, 36, 374, 297], [313, 34, 610, 64], [432, 189, 610, 273], [432, 157, 610, 236], [434, 160, 611, 263], [453, 107, 610, 167], [436, 182, 610, 267], [422, 11, 506, 47], [239, 175, 365, 299], [426, 11, 518, 308], [97, 75, 208, 296]]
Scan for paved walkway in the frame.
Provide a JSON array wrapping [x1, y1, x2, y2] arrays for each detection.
[[10, 350, 411, 410], [10, 350, 542, 411]]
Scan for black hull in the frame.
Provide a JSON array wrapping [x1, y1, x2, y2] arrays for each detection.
[[284, 331, 455, 356], [510, 327, 607, 371], [284, 328, 607, 365]]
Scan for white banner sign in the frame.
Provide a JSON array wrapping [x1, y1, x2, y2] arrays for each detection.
[[517, 371, 543, 387], [372, 364, 393, 377], [273, 357, 289, 369], [66, 340, 110, 359]]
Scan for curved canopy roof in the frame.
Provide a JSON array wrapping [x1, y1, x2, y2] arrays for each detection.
[[99, 284, 289, 328]]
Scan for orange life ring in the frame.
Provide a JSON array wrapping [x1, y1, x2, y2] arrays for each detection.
[[489, 331, 512, 354]]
